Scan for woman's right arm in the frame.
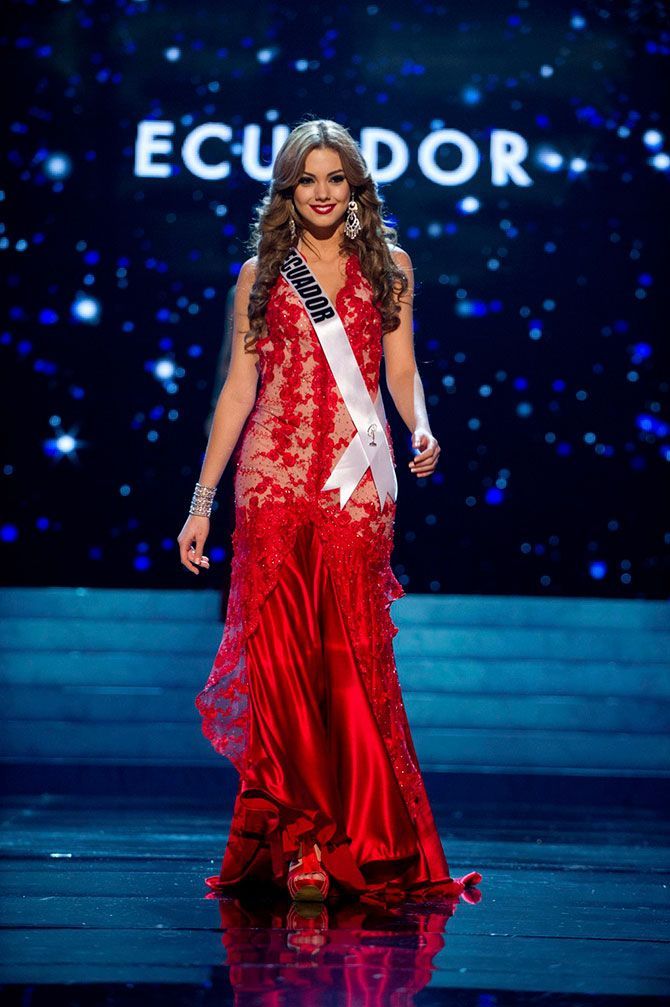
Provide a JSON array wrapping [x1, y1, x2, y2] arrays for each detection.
[[177, 257, 259, 575], [198, 257, 260, 486]]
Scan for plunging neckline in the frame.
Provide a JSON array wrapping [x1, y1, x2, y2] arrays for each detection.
[[289, 251, 357, 309]]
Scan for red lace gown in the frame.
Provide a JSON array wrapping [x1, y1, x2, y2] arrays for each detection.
[[195, 252, 482, 902]]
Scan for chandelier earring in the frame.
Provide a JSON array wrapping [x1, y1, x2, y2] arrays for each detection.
[[288, 214, 296, 242], [344, 195, 361, 240]]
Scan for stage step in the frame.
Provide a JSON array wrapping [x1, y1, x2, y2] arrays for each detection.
[[1, 588, 668, 780]]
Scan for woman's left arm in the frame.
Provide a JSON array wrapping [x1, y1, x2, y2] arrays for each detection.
[[383, 247, 441, 478]]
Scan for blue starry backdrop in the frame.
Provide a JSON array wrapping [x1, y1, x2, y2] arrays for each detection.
[[2, 0, 668, 597]]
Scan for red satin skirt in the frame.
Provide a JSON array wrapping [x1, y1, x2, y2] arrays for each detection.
[[206, 522, 472, 901]]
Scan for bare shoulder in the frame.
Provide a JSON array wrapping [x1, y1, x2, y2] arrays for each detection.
[[387, 245, 414, 302], [387, 243, 413, 273], [237, 255, 258, 286]]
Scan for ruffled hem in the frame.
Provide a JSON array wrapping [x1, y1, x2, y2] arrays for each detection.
[[201, 776, 483, 908], [203, 867, 484, 909]]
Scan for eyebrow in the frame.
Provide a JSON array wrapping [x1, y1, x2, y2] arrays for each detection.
[[300, 169, 345, 176]]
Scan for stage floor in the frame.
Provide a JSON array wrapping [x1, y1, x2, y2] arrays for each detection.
[[0, 780, 668, 1005]]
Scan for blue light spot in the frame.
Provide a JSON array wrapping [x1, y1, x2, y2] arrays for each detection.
[[575, 106, 604, 127], [539, 149, 563, 171], [71, 295, 101, 324], [456, 300, 488, 318], [34, 359, 58, 375], [134, 556, 151, 571], [642, 129, 663, 149], [55, 434, 76, 454], [1, 524, 19, 543], [153, 359, 175, 380], [462, 85, 481, 105], [631, 342, 652, 362], [589, 560, 607, 580], [636, 413, 669, 436], [458, 196, 480, 215], [39, 308, 59, 325], [485, 487, 504, 505], [36, 517, 50, 531]]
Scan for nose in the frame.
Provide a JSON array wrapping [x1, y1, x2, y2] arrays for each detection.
[[314, 181, 329, 200]]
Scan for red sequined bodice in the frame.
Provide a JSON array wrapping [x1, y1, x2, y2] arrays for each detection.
[[235, 251, 397, 528]]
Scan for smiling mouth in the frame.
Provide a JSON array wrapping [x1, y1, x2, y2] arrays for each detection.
[[311, 204, 336, 213]]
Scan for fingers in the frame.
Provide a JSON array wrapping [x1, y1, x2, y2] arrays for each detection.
[[409, 443, 441, 477], [178, 540, 210, 575], [177, 515, 212, 575], [188, 546, 210, 575]]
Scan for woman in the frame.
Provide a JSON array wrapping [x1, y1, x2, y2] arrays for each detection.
[[178, 119, 482, 904]]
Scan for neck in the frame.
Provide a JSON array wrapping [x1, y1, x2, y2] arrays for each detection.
[[297, 221, 346, 260]]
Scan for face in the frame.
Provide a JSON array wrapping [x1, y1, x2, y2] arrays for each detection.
[[292, 147, 352, 230]]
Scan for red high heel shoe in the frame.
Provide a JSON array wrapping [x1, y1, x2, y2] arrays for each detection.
[[287, 839, 330, 902]]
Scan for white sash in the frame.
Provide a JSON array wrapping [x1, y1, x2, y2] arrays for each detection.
[[279, 246, 398, 512]]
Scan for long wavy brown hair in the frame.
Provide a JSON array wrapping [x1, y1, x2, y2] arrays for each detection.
[[244, 118, 409, 353]]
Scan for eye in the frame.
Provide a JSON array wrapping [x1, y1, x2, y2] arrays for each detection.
[[298, 174, 345, 185]]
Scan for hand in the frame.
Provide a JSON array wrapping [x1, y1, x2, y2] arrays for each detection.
[[177, 515, 211, 575], [408, 427, 441, 478]]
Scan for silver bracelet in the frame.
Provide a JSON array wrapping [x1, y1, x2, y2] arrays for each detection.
[[189, 481, 217, 518]]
